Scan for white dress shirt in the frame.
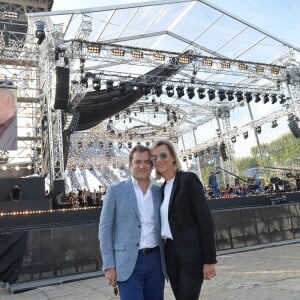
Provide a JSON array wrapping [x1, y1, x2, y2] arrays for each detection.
[[160, 177, 175, 239], [132, 176, 158, 249]]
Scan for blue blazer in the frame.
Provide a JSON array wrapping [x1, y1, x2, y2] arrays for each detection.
[[99, 178, 167, 281]]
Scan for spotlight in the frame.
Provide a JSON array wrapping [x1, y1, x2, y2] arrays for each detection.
[[279, 94, 286, 104], [255, 126, 262, 134], [263, 94, 270, 104], [226, 90, 234, 101], [87, 43, 101, 54], [235, 91, 243, 102], [244, 92, 252, 103], [202, 58, 213, 67], [154, 53, 165, 61], [178, 56, 190, 64], [106, 80, 114, 92], [197, 87, 205, 99], [256, 66, 264, 73], [35, 21, 46, 45], [186, 87, 195, 99], [80, 75, 88, 88], [166, 85, 174, 97], [254, 93, 261, 102], [239, 63, 248, 71], [218, 89, 226, 101], [142, 84, 152, 96], [131, 50, 143, 58], [221, 61, 231, 69], [231, 136, 236, 143], [112, 48, 125, 56], [271, 94, 277, 104], [271, 67, 280, 75], [207, 89, 215, 100], [271, 120, 278, 128], [243, 131, 248, 139], [154, 85, 162, 97], [92, 75, 101, 91], [176, 86, 185, 98], [182, 156, 187, 162]]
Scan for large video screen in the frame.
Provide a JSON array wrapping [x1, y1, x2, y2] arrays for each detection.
[[0, 87, 17, 150]]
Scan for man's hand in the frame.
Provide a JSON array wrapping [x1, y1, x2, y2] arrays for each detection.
[[105, 267, 117, 286], [203, 264, 216, 280]]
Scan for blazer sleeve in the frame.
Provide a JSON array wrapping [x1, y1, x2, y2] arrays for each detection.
[[98, 185, 116, 270], [188, 172, 217, 264]]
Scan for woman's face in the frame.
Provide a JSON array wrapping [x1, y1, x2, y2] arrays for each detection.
[[151, 144, 176, 179]]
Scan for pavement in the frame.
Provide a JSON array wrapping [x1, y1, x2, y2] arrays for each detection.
[[0, 241, 299, 300]]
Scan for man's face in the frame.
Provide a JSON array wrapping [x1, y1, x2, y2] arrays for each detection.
[[130, 150, 152, 182]]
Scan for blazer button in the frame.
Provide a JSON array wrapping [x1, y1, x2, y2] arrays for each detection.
[[138, 225, 141, 228], [136, 243, 139, 247]]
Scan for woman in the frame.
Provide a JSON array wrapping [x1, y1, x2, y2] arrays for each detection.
[[150, 140, 217, 300]]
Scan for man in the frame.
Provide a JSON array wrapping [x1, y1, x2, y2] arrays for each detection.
[[208, 171, 221, 197], [99, 145, 166, 300], [0, 88, 18, 150]]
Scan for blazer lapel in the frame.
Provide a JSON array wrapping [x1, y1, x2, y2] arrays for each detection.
[[126, 178, 140, 218], [168, 171, 180, 210]]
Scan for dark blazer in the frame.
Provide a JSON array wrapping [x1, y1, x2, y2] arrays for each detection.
[[164, 171, 217, 273]]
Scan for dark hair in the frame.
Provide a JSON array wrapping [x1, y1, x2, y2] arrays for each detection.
[[128, 144, 151, 164], [150, 139, 182, 180]]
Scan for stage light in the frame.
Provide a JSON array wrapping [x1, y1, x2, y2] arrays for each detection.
[[112, 48, 125, 56], [271, 94, 277, 104], [239, 63, 248, 71], [186, 86, 195, 99], [4, 11, 18, 19], [226, 90, 234, 101], [202, 58, 213, 67], [87, 43, 101, 53], [256, 65, 264, 73], [142, 84, 152, 96], [271, 120, 278, 128], [271, 67, 280, 75], [139, 105, 144, 112], [207, 89, 215, 100], [221, 61, 231, 69], [178, 56, 190, 64], [118, 142, 122, 149], [182, 156, 187, 162], [279, 94, 286, 104], [131, 50, 143, 58], [243, 131, 248, 139], [154, 85, 162, 97], [231, 136, 236, 143], [244, 92, 252, 103], [80, 75, 88, 88], [35, 21, 46, 45], [92, 76, 101, 91], [263, 94, 270, 104], [176, 86, 185, 98], [197, 87, 206, 99], [154, 53, 165, 61], [255, 126, 262, 134], [235, 91, 243, 102], [127, 142, 132, 149], [218, 89, 226, 101], [166, 85, 174, 97], [254, 93, 261, 102], [106, 79, 114, 92]]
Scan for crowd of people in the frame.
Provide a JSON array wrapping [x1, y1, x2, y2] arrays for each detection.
[[50, 187, 106, 209]]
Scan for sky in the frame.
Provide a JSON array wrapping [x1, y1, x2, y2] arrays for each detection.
[[52, 0, 300, 47]]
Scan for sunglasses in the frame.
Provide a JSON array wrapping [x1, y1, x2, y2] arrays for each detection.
[[150, 152, 168, 162]]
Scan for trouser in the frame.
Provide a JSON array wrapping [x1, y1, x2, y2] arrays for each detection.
[[165, 239, 203, 300], [117, 247, 164, 300]]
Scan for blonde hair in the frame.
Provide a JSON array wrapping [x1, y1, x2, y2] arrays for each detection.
[[150, 139, 182, 180]]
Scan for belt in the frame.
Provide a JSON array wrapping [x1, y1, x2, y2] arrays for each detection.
[[138, 246, 159, 255]]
